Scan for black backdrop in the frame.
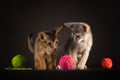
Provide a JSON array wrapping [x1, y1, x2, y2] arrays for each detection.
[[1, 1, 120, 70]]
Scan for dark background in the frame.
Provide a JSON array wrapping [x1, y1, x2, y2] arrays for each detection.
[[1, 1, 120, 70]]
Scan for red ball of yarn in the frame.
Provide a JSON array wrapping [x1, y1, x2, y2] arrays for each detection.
[[101, 57, 113, 69], [59, 55, 75, 70]]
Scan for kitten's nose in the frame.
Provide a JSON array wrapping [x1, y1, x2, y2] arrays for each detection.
[[51, 45, 57, 49]]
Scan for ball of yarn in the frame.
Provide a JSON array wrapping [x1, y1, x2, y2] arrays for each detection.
[[59, 55, 75, 70], [101, 57, 113, 69]]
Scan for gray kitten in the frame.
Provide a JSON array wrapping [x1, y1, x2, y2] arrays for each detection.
[[64, 22, 93, 70]]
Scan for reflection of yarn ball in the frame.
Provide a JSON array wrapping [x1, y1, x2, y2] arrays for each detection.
[[59, 55, 75, 70], [11, 55, 25, 68], [101, 58, 113, 69]]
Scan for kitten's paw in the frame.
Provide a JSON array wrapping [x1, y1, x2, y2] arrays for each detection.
[[84, 65, 87, 69], [77, 65, 87, 70], [56, 65, 61, 70]]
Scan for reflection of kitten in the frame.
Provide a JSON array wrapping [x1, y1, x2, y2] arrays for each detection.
[[64, 22, 93, 69], [28, 26, 63, 70]]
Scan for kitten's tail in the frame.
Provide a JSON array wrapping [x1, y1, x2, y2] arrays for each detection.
[[28, 33, 36, 53]]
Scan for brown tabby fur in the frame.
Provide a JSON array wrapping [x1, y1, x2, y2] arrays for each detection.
[[28, 26, 63, 70]]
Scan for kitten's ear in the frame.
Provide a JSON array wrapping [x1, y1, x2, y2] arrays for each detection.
[[54, 26, 63, 35], [38, 32, 47, 41], [64, 22, 74, 30], [80, 22, 90, 32]]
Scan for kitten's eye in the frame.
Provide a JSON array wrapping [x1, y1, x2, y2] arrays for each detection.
[[55, 41, 58, 44], [76, 35, 80, 38], [47, 41, 52, 45]]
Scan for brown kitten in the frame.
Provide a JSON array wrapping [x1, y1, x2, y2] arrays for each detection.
[[64, 22, 93, 70], [28, 26, 63, 70]]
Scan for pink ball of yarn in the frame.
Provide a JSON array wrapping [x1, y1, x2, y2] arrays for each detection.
[[59, 55, 75, 70]]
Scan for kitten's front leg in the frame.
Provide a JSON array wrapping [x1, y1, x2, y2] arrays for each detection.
[[69, 49, 78, 64], [35, 54, 46, 70], [69, 49, 78, 69], [51, 50, 57, 69], [77, 49, 89, 69]]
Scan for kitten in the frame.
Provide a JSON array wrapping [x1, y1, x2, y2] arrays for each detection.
[[28, 26, 63, 70], [64, 22, 93, 70]]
